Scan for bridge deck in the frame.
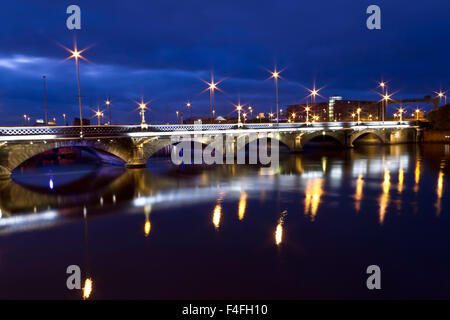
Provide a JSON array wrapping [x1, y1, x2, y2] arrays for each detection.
[[0, 121, 419, 141]]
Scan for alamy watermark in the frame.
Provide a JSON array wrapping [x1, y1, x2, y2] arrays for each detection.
[[169, 127, 279, 175]]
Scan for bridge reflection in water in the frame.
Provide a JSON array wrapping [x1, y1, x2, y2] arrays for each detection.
[[0, 143, 449, 299], [0, 144, 446, 233]]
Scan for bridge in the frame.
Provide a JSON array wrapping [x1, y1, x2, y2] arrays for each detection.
[[0, 121, 420, 179]]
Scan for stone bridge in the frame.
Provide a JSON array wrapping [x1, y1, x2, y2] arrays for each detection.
[[0, 121, 420, 179]]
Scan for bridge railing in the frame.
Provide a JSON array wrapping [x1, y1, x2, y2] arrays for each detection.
[[0, 121, 418, 138]]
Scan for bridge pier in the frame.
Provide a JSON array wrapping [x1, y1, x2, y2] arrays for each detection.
[[126, 144, 147, 168], [0, 166, 10, 180]]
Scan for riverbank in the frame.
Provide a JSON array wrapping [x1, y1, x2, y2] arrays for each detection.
[[423, 130, 450, 143]]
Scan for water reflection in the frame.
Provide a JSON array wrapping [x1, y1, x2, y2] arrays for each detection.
[[212, 192, 225, 230], [2, 144, 450, 299], [0, 144, 448, 234], [304, 178, 324, 221], [414, 158, 421, 193], [436, 160, 446, 216], [144, 204, 152, 237], [275, 210, 287, 246], [238, 192, 247, 221], [354, 174, 364, 213], [379, 168, 391, 225], [83, 278, 93, 300]]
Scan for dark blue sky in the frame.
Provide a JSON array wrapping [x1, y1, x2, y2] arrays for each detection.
[[0, 0, 449, 125]]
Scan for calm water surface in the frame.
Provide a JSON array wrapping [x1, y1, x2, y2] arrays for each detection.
[[0, 144, 449, 299]]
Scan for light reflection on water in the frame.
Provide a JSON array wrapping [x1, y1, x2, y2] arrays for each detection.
[[0, 144, 450, 299]]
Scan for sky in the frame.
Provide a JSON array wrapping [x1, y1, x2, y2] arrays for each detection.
[[0, 0, 449, 125]]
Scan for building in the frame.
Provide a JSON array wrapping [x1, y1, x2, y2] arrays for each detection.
[[286, 97, 383, 122]]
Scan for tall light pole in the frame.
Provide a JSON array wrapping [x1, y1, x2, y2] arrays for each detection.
[[95, 107, 103, 126], [208, 77, 218, 121], [415, 108, 420, 120], [382, 91, 392, 121], [43, 75, 48, 125], [270, 68, 281, 124], [305, 106, 310, 123], [23, 114, 27, 126], [398, 108, 404, 122], [64, 43, 87, 137], [436, 90, 447, 105], [63, 113, 66, 125], [187, 101, 192, 120], [106, 99, 111, 125], [139, 101, 148, 126], [379, 81, 386, 122], [357, 108, 361, 124], [176, 111, 179, 123]]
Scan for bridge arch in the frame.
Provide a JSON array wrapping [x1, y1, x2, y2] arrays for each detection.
[[2, 139, 133, 175], [300, 131, 346, 149], [141, 136, 214, 162], [350, 130, 386, 146]]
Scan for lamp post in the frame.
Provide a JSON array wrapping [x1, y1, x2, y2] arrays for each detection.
[[305, 106, 310, 123], [357, 108, 361, 124], [187, 101, 192, 120], [379, 81, 386, 122], [43, 75, 48, 125], [94, 106, 103, 126], [351, 113, 356, 122], [139, 102, 148, 126], [292, 112, 296, 123], [415, 108, 420, 120], [207, 77, 219, 122], [63, 113, 66, 125], [398, 108, 404, 122], [382, 92, 391, 121], [176, 111, 179, 123], [106, 99, 111, 125], [23, 114, 27, 126], [65, 43, 87, 137], [436, 91, 447, 105], [270, 68, 282, 124], [236, 104, 242, 126]]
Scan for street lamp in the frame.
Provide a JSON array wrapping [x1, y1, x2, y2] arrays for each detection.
[[243, 113, 247, 123], [305, 106, 311, 123], [379, 81, 387, 122], [435, 90, 447, 105], [236, 104, 243, 126], [203, 75, 221, 121], [186, 101, 192, 120], [23, 114, 27, 126], [105, 99, 111, 125], [398, 108, 404, 122], [381, 91, 392, 122], [176, 110, 179, 123], [351, 113, 356, 122], [138, 101, 148, 127], [269, 68, 282, 124], [64, 42, 88, 137], [95, 108, 103, 126], [415, 108, 420, 120], [63, 113, 66, 125], [292, 112, 296, 122], [357, 108, 362, 124], [43, 75, 48, 125]]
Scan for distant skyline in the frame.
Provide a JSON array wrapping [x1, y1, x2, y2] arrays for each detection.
[[0, 0, 449, 125]]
